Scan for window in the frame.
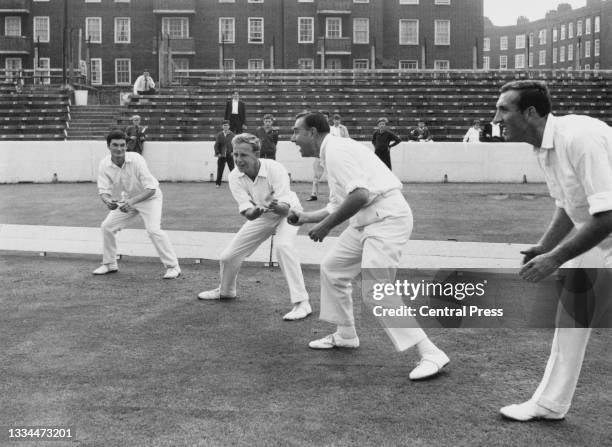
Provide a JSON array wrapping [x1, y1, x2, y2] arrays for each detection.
[[483, 56, 489, 70], [248, 59, 264, 70], [399, 60, 418, 70], [560, 24, 565, 40], [434, 60, 449, 70], [529, 33, 534, 47], [90, 58, 102, 85], [219, 18, 235, 43], [552, 27, 557, 42], [584, 63, 590, 70], [171, 58, 189, 81], [353, 18, 369, 44], [326, 17, 342, 38], [248, 18, 264, 44], [298, 18, 314, 43], [585, 40, 591, 57], [434, 20, 450, 45], [553, 47, 557, 64], [528, 52, 533, 67], [353, 59, 369, 69], [568, 43, 573, 61], [577, 20, 582, 36], [515, 54, 525, 69], [114, 17, 130, 43], [325, 58, 342, 69], [500, 36, 507, 50], [297, 0, 313, 2], [569, 22, 574, 38], [5, 17, 21, 36], [585, 18, 591, 35], [219, 0, 235, 2], [483, 37, 490, 51], [33, 16, 50, 43], [5, 58, 22, 80], [539, 50, 546, 66], [594, 63, 599, 70], [298, 58, 314, 69], [515, 34, 525, 49], [223, 59, 235, 70], [162, 17, 189, 38], [115, 58, 131, 85], [538, 29, 546, 45], [353, 0, 369, 3], [499, 55, 507, 69], [399, 20, 418, 45], [86, 17, 102, 43], [35, 57, 50, 85], [560, 45, 565, 62], [435, 0, 450, 4], [595, 16, 600, 33], [594, 39, 600, 57], [248, 0, 263, 2], [399, 0, 419, 4], [85, 0, 101, 2]]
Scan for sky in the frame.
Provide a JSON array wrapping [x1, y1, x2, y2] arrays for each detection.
[[484, 0, 587, 26]]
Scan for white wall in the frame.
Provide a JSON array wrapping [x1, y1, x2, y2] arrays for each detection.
[[0, 140, 544, 183]]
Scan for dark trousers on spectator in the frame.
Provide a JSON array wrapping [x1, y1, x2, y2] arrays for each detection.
[[375, 149, 392, 170], [229, 115, 243, 134], [216, 156, 235, 185]]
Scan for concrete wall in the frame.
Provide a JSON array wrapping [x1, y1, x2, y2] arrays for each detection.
[[0, 140, 544, 184]]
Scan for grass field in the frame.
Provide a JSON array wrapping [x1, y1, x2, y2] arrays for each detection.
[[1, 182, 611, 447]]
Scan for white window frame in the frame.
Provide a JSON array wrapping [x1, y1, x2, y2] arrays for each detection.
[[585, 40, 591, 58], [538, 29, 546, 45], [86, 17, 102, 44], [162, 17, 189, 39], [553, 47, 557, 64], [115, 58, 131, 85], [298, 58, 314, 70], [483, 37, 490, 52], [326, 17, 342, 38], [553, 27, 557, 42], [434, 60, 449, 70], [5, 58, 22, 81], [515, 54, 525, 69], [114, 17, 130, 44], [538, 50, 546, 66], [298, 17, 314, 43], [434, 20, 450, 46], [219, 17, 235, 44], [353, 59, 369, 69], [5, 17, 21, 37], [560, 24, 566, 40], [399, 19, 418, 45], [586, 17, 591, 35], [248, 17, 264, 44], [399, 60, 418, 70], [560, 45, 565, 62], [568, 22, 574, 38], [90, 58, 102, 85], [515, 34, 525, 49], [223, 59, 235, 70], [353, 18, 369, 44], [483, 56, 489, 70], [594, 39, 600, 57], [595, 16, 600, 33], [399, 0, 419, 4], [33, 16, 50, 43], [568, 43, 573, 61], [435, 0, 450, 4], [500, 36, 507, 51], [577, 20, 583, 36], [499, 55, 507, 70], [248, 59, 264, 70], [35, 57, 50, 84]]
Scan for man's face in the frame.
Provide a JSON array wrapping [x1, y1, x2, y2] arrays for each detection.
[[291, 117, 317, 157], [132, 118, 140, 126], [494, 90, 530, 142], [108, 138, 127, 165], [263, 118, 273, 128], [143, 72, 149, 78], [233, 142, 259, 174], [232, 92, 239, 101], [418, 122, 425, 129], [377, 121, 387, 131], [333, 118, 340, 126], [222, 123, 230, 132]]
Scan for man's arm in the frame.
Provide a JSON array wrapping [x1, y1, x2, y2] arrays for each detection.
[[389, 132, 402, 148], [307, 188, 370, 242], [119, 188, 156, 212], [520, 208, 612, 282]]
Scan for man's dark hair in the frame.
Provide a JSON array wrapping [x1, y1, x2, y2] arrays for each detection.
[[107, 129, 127, 146], [318, 110, 330, 118], [500, 80, 552, 117], [296, 111, 331, 134]]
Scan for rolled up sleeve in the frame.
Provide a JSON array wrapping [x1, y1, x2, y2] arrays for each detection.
[[570, 134, 612, 215]]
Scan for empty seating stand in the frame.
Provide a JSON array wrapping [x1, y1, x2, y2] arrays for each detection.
[[0, 85, 70, 140], [119, 69, 611, 142]]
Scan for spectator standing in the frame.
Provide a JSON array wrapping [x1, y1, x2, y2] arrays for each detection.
[[306, 110, 330, 201], [330, 114, 349, 138], [409, 121, 433, 142], [254, 114, 279, 160], [214, 120, 235, 188], [125, 115, 147, 154], [371, 117, 401, 170], [463, 120, 482, 143], [224, 91, 247, 134]]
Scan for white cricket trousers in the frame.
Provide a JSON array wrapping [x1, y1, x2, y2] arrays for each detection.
[[100, 194, 179, 268], [319, 209, 429, 352], [219, 213, 309, 302], [532, 246, 612, 414]]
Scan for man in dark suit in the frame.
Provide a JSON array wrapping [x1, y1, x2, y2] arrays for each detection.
[[224, 91, 247, 134], [124, 115, 147, 154], [214, 120, 235, 188]]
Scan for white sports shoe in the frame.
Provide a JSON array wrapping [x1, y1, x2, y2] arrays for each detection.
[[283, 301, 312, 321], [163, 266, 181, 279], [308, 333, 360, 349], [92, 264, 119, 275], [500, 400, 565, 422], [197, 287, 236, 300], [409, 351, 450, 380]]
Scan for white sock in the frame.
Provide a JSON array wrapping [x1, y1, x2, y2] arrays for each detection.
[[336, 325, 357, 339], [416, 338, 440, 357]]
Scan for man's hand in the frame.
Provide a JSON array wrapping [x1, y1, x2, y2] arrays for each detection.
[[119, 201, 135, 213], [308, 220, 332, 242], [267, 200, 290, 217], [243, 206, 266, 220], [104, 199, 119, 210], [520, 244, 548, 265], [287, 209, 302, 226], [519, 252, 562, 282]]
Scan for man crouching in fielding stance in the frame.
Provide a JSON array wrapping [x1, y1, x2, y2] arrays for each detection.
[[93, 130, 181, 279], [494, 81, 612, 421], [197, 133, 312, 321], [288, 112, 449, 380]]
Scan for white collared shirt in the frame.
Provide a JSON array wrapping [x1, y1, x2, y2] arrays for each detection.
[[229, 159, 300, 213], [463, 127, 481, 143], [231, 99, 239, 114], [97, 152, 160, 199], [535, 114, 612, 228], [320, 134, 408, 224]]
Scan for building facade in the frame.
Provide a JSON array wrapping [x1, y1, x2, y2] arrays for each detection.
[[484, 0, 612, 71], [0, 0, 483, 86]]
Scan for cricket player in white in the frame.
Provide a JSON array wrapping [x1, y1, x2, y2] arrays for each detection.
[[198, 133, 311, 321], [494, 80, 612, 421], [93, 129, 181, 279], [289, 112, 449, 380]]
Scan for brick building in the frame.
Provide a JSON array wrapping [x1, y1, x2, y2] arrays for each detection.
[[484, 0, 612, 70], [1, 0, 483, 86]]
